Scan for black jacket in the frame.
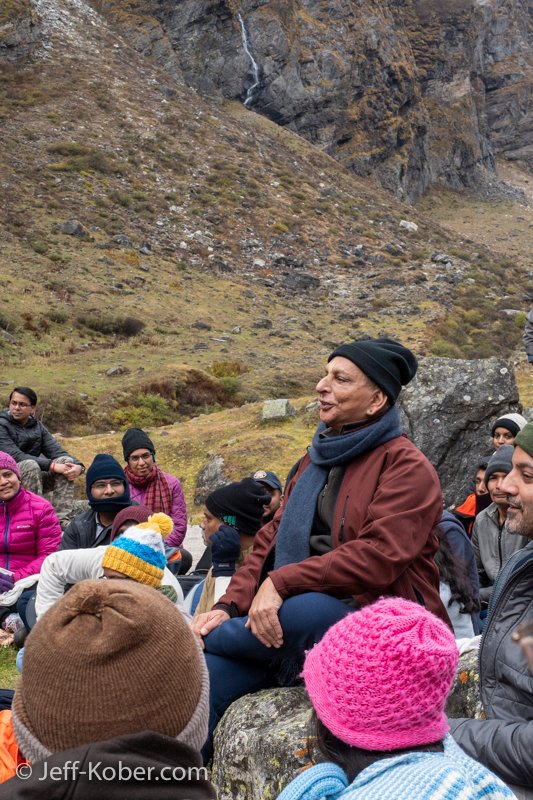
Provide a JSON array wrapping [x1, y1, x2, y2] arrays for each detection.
[[449, 540, 533, 790], [0, 731, 216, 799], [0, 410, 80, 470], [60, 509, 113, 549]]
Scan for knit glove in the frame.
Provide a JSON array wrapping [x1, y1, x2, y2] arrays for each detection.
[[0, 571, 15, 594], [211, 524, 241, 578]]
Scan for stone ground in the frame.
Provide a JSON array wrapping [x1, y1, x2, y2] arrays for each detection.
[[182, 524, 205, 570]]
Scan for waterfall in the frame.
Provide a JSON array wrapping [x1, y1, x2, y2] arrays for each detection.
[[237, 13, 260, 108]]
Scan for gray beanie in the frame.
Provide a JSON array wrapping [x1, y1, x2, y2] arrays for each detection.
[[484, 445, 514, 486]]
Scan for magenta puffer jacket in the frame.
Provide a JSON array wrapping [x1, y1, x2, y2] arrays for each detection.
[[0, 487, 62, 581]]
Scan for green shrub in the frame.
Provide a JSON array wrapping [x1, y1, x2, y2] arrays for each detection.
[[76, 315, 145, 337], [210, 360, 248, 378]]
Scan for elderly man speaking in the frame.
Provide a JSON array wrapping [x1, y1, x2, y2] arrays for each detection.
[[192, 337, 448, 757]]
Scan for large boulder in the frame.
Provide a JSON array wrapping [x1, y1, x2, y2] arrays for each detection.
[[212, 650, 482, 800], [399, 356, 520, 506]]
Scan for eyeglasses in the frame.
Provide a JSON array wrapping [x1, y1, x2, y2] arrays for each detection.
[[91, 480, 124, 491], [9, 401, 32, 408], [129, 453, 153, 463]]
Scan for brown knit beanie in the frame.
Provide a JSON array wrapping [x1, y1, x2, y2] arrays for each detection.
[[12, 580, 209, 760]]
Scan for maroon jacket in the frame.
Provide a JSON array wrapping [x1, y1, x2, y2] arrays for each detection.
[[218, 434, 450, 625]]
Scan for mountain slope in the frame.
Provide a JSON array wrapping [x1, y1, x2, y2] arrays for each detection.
[[0, 0, 529, 434]]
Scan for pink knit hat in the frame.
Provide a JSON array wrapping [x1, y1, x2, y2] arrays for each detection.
[[303, 597, 458, 751], [0, 451, 21, 479]]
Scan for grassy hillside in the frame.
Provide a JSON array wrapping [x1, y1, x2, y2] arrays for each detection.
[[0, 1, 530, 436]]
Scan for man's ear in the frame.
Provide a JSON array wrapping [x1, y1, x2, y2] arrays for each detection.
[[367, 389, 389, 417]]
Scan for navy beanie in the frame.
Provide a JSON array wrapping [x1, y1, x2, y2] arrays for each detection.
[[86, 454, 131, 511], [484, 445, 514, 486], [122, 428, 155, 461], [206, 478, 271, 536], [328, 337, 418, 404]]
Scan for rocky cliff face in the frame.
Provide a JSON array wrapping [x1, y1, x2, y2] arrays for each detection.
[[79, 0, 533, 201]]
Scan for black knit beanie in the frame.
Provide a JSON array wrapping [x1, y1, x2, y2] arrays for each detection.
[[122, 428, 155, 461], [484, 445, 514, 486], [205, 478, 271, 536], [328, 338, 418, 405], [86, 454, 131, 512]]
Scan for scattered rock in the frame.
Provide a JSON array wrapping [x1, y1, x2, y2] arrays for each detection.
[[431, 252, 453, 266], [57, 219, 91, 238], [105, 366, 129, 377], [252, 318, 272, 330], [139, 242, 152, 255], [381, 242, 404, 256], [281, 271, 320, 291], [262, 399, 296, 421], [399, 219, 418, 232], [113, 234, 133, 247], [192, 320, 212, 331], [194, 455, 229, 504], [0, 330, 17, 344]]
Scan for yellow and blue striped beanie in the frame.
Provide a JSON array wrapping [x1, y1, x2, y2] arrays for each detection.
[[102, 513, 173, 588]]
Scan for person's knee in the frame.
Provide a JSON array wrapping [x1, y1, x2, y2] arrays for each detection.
[[19, 459, 40, 478], [279, 593, 350, 639]]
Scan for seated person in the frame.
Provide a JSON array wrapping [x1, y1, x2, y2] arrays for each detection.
[[60, 454, 133, 550], [277, 598, 513, 800], [471, 446, 528, 608], [490, 413, 528, 450], [192, 338, 448, 759], [251, 470, 283, 523], [189, 479, 271, 616], [0, 387, 84, 529], [0, 579, 215, 796], [453, 456, 491, 536], [35, 508, 184, 619], [122, 428, 192, 574], [435, 517, 480, 639], [0, 452, 61, 635]]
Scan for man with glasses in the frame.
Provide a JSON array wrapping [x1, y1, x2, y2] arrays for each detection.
[[60, 454, 133, 550], [0, 387, 84, 529]]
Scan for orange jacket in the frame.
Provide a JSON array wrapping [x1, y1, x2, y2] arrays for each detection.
[[0, 710, 26, 783]]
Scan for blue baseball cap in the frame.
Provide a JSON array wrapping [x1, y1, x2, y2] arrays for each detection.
[[252, 470, 282, 492]]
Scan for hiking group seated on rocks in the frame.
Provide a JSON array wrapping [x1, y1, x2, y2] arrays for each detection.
[[0, 340, 531, 797]]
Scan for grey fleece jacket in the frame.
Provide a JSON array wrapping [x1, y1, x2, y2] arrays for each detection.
[[471, 502, 528, 603]]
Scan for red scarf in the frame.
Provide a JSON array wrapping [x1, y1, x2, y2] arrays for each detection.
[[125, 464, 173, 516]]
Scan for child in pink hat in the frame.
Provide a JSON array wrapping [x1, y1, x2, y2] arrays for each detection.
[[277, 597, 514, 800]]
